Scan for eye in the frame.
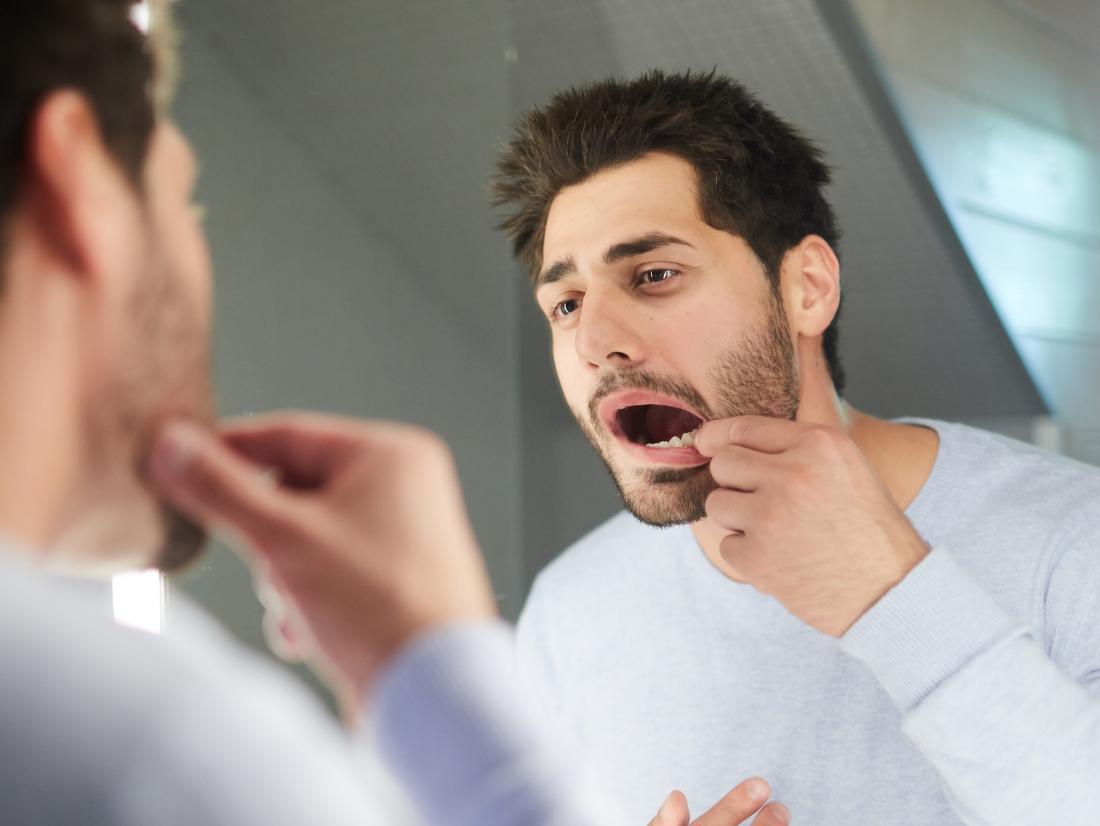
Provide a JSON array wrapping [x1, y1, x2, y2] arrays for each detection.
[[551, 297, 581, 322], [638, 268, 679, 285]]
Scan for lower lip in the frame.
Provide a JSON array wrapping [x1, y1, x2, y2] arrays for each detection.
[[618, 439, 709, 467]]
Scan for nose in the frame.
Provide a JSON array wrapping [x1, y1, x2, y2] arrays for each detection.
[[574, 291, 646, 371]]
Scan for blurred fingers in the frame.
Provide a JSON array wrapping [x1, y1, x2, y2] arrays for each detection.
[[691, 777, 770, 826], [649, 790, 689, 826], [695, 416, 801, 457], [750, 802, 790, 825], [150, 419, 301, 548]]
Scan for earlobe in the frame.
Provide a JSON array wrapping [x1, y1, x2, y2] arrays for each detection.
[[784, 235, 840, 338]]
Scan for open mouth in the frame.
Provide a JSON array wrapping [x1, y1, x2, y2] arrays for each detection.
[[616, 404, 705, 448], [597, 391, 707, 457]]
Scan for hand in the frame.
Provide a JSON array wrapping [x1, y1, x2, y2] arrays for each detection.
[[149, 412, 497, 719], [695, 416, 929, 637], [648, 778, 790, 825]]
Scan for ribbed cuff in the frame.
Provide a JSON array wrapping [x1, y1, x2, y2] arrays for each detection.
[[841, 548, 1027, 712], [371, 620, 554, 826]]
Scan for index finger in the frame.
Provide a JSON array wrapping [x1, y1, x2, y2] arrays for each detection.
[[150, 420, 299, 546], [218, 412, 365, 487], [218, 412, 430, 488], [695, 416, 802, 458]]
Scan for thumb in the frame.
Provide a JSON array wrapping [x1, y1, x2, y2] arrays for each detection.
[[150, 419, 297, 547]]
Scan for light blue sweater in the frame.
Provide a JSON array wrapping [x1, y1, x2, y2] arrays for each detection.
[[0, 547, 615, 826], [517, 420, 1100, 824]]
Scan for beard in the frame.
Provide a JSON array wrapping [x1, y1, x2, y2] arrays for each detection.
[[574, 292, 799, 526], [109, 250, 214, 574]]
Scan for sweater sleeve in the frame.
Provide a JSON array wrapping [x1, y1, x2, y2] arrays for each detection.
[[372, 620, 620, 826], [840, 547, 1100, 825]]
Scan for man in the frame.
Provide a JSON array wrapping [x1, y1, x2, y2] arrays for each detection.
[[0, 2, 797, 824], [493, 70, 1100, 825]]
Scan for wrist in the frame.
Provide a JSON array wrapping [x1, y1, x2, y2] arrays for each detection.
[[834, 525, 930, 638], [350, 602, 500, 711]]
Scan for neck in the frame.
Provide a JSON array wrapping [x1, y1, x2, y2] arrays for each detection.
[[0, 261, 84, 558], [691, 355, 940, 582]]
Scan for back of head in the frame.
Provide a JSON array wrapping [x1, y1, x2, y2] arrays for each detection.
[[491, 69, 846, 392], [0, 0, 162, 263], [0, 0, 207, 574]]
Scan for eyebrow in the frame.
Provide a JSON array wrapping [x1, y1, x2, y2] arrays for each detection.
[[536, 232, 695, 288]]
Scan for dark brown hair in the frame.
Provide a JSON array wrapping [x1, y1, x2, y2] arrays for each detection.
[[0, 0, 164, 251], [491, 69, 845, 392]]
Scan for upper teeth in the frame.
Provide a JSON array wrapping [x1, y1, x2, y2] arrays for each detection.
[[647, 429, 698, 449]]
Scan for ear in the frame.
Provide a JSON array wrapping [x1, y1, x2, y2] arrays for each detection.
[[779, 234, 840, 339], [22, 90, 140, 285]]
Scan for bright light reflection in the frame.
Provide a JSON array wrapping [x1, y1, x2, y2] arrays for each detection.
[[112, 569, 165, 634], [130, 1, 151, 33]]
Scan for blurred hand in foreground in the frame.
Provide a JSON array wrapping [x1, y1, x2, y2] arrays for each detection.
[[150, 412, 497, 720], [648, 778, 790, 826]]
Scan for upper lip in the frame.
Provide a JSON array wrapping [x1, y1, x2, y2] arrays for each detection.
[[597, 390, 707, 442]]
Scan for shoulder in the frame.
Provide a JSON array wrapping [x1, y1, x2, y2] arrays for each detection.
[[0, 554, 362, 823], [930, 420, 1100, 524], [0, 556, 322, 750]]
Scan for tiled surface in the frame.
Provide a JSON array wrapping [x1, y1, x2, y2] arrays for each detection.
[[853, 0, 1100, 462]]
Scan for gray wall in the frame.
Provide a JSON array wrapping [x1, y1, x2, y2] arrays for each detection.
[[171, 1, 526, 668]]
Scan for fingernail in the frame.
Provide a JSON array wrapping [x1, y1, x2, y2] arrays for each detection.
[[746, 778, 769, 802], [772, 802, 790, 823], [153, 420, 203, 478]]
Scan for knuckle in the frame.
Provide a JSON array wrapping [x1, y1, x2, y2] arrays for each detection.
[[805, 424, 845, 457], [804, 425, 833, 449], [392, 425, 452, 465], [719, 532, 744, 562], [755, 802, 790, 825], [788, 463, 814, 490], [707, 450, 730, 482], [726, 418, 749, 446], [704, 487, 725, 516]]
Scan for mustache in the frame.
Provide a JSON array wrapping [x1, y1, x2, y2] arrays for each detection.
[[587, 369, 712, 429]]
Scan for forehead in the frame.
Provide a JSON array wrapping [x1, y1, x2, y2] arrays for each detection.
[[542, 152, 705, 263]]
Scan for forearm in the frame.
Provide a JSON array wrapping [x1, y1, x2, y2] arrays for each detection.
[[841, 548, 1100, 825], [373, 620, 618, 826]]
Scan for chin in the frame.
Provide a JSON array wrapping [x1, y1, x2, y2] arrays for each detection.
[[616, 464, 716, 527], [48, 492, 207, 578], [152, 501, 208, 573]]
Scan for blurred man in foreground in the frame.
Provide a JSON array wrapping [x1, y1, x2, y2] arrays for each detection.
[[0, 2, 794, 824]]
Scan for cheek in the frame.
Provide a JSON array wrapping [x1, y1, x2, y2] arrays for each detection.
[[187, 227, 214, 315], [654, 295, 761, 377], [551, 336, 589, 412], [168, 215, 214, 321]]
